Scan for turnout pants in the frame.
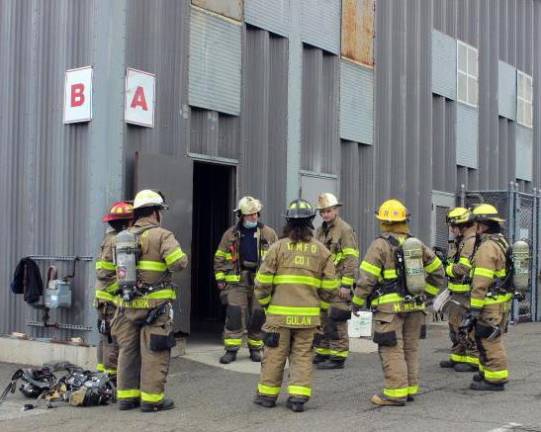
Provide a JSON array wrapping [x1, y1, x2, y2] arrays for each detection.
[[314, 305, 349, 360], [257, 326, 316, 401], [475, 303, 510, 384], [447, 295, 478, 366], [223, 273, 264, 351], [111, 303, 175, 404], [96, 300, 119, 375], [373, 311, 426, 402]]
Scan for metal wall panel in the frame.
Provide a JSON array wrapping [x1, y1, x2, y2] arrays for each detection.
[[341, 0, 375, 67], [339, 60, 374, 144], [300, 174, 338, 227], [245, 0, 289, 37], [300, 0, 341, 54], [456, 103, 479, 169], [189, 8, 242, 115], [432, 95, 456, 193], [498, 61, 517, 120], [432, 30, 457, 99], [192, 0, 243, 21], [516, 125, 533, 181], [189, 109, 241, 160]]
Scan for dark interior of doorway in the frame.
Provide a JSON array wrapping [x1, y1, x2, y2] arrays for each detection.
[[191, 162, 234, 336]]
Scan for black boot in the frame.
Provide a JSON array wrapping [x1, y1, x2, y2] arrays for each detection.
[[470, 380, 505, 391], [118, 399, 140, 411], [253, 394, 276, 408], [316, 359, 345, 370], [219, 350, 237, 364], [286, 397, 305, 413], [439, 360, 455, 368], [249, 350, 262, 362], [312, 354, 329, 364], [140, 398, 175, 412], [472, 373, 483, 382], [454, 363, 477, 373]]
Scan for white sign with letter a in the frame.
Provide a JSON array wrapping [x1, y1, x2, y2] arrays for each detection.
[[125, 68, 155, 128], [63, 66, 93, 124]]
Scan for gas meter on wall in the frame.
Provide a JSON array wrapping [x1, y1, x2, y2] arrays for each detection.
[[44, 266, 72, 309]]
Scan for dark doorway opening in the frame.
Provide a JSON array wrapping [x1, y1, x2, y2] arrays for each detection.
[[191, 162, 235, 335]]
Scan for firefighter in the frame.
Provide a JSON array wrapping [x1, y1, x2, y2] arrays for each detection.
[[314, 193, 359, 369], [352, 199, 445, 406], [214, 196, 278, 364], [253, 199, 342, 412], [95, 201, 134, 378], [467, 204, 511, 391], [111, 189, 188, 412], [439, 207, 480, 372]]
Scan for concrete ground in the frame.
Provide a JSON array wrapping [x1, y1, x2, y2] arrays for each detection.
[[0, 322, 540, 432]]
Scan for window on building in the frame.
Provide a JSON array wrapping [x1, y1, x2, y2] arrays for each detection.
[[517, 71, 533, 128], [457, 40, 478, 107]]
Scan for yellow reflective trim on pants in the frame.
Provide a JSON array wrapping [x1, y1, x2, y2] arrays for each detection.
[[424, 283, 439, 296], [117, 389, 141, 400], [224, 338, 242, 347], [247, 338, 263, 348], [408, 385, 419, 395], [287, 385, 312, 397], [141, 392, 164, 403], [484, 293, 512, 305], [450, 353, 479, 365], [321, 279, 339, 290], [459, 257, 472, 268], [258, 295, 272, 306], [383, 269, 398, 279], [330, 350, 348, 358], [165, 247, 186, 266], [315, 347, 331, 355], [96, 260, 116, 271], [320, 300, 330, 310], [483, 368, 509, 382], [215, 272, 225, 281], [383, 387, 408, 399], [258, 384, 281, 396], [341, 276, 354, 286], [104, 281, 119, 294], [104, 368, 117, 375], [274, 275, 321, 288], [470, 297, 485, 309], [225, 274, 241, 283], [137, 260, 167, 272], [255, 273, 274, 284], [342, 248, 360, 257], [215, 249, 233, 260], [360, 261, 382, 277], [473, 267, 495, 279], [448, 282, 470, 293], [96, 363, 105, 372], [267, 305, 320, 316], [371, 293, 404, 306], [352, 295, 365, 307], [424, 256, 442, 273], [120, 288, 176, 308]]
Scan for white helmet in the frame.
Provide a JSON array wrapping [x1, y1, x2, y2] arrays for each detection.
[[316, 193, 342, 210], [133, 189, 168, 210], [235, 196, 263, 215]]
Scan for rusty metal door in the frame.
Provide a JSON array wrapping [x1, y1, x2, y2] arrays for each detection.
[[135, 153, 193, 333]]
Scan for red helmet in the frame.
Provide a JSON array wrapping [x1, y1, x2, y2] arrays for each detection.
[[102, 201, 134, 222]]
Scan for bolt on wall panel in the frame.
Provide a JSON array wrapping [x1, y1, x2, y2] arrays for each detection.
[[245, 0, 289, 37], [432, 30, 457, 100], [456, 103, 479, 169]]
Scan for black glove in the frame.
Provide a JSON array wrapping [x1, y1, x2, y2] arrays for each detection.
[[459, 310, 479, 332]]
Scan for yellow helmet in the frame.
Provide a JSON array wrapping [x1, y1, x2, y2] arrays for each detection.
[[446, 207, 472, 225], [375, 199, 409, 223], [133, 189, 168, 210], [235, 196, 262, 215], [472, 203, 505, 223]]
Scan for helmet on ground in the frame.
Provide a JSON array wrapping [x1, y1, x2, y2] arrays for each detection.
[[472, 203, 505, 223], [102, 201, 133, 222], [133, 190, 168, 210], [446, 207, 472, 226], [234, 196, 263, 215], [316, 193, 342, 210], [285, 199, 316, 220], [375, 199, 409, 223]]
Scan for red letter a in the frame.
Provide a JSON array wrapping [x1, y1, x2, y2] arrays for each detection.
[[130, 86, 148, 111]]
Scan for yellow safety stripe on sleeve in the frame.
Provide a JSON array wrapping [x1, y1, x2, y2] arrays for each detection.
[[273, 275, 321, 288], [371, 293, 404, 306], [96, 260, 116, 271], [470, 297, 485, 309], [315, 347, 331, 355], [473, 267, 495, 279], [341, 276, 355, 286], [215, 249, 233, 260], [445, 264, 455, 278], [484, 293, 513, 305], [255, 273, 274, 284], [258, 384, 281, 396], [95, 290, 119, 304], [247, 338, 264, 349], [104, 368, 117, 375], [383, 387, 409, 399], [448, 282, 470, 293], [483, 368, 509, 382], [215, 272, 225, 281], [225, 274, 241, 283], [342, 248, 360, 257], [165, 247, 186, 266], [330, 350, 348, 358], [117, 389, 141, 400], [332, 253, 342, 264], [104, 281, 120, 294], [137, 260, 167, 272], [407, 385, 419, 396], [424, 283, 440, 296], [267, 305, 320, 316], [383, 269, 398, 279], [224, 338, 243, 347], [287, 385, 312, 397], [96, 363, 105, 372], [360, 261, 382, 277], [459, 257, 472, 268], [320, 300, 330, 310], [352, 295, 365, 307], [141, 392, 164, 403], [424, 256, 442, 273], [321, 279, 339, 290], [494, 269, 507, 278], [258, 295, 272, 306]]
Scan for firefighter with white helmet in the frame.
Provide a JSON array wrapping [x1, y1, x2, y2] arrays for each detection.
[[313, 193, 359, 369], [214, 196, 278, 364], [111, 189, 188, 412]]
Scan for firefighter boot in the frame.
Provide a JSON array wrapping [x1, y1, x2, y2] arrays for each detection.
[[286, 397, 305, 413], [253, 394, 276, 408], [118, 399, 140, 411], [316, 359, 345, 370], [140, 398, 175, 412], [470, 380, 505, 391], [439, 360, 455, 368], [249, 349, 262, 363], [219, 350, 237, 364], [370, 394, 406, 407], [454, 363, 477, 373], [472, 373, 483, 382], [312, 353, 329, 364]]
